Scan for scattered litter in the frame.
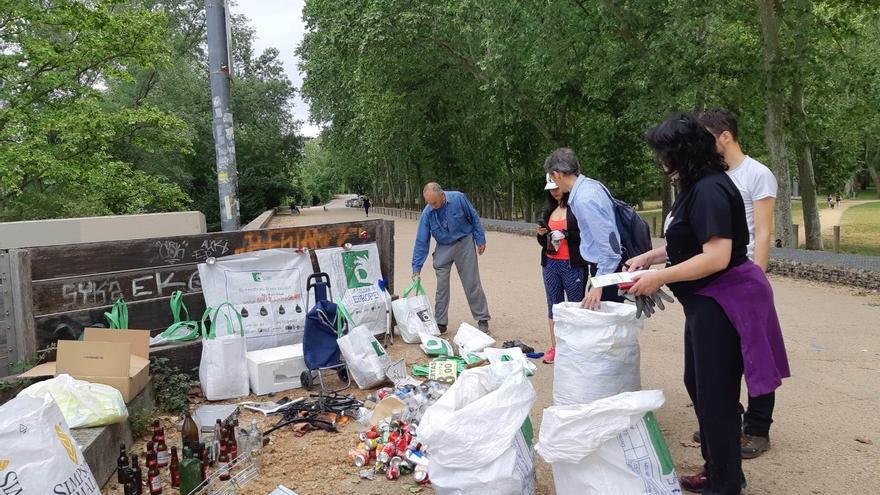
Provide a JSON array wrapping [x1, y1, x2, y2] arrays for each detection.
[[195, 404, 239, 432], [855, 436, 873, 445], [526, 352, 545, 359], [503, 340, 536, 354], [239, 397, 306, 416], [809, 342, 826, 351], [359, 469, 376, 480], [680, 441, 701, 449], [268, 485, 299, 495]]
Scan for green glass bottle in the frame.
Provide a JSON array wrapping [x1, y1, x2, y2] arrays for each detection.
[[178, 446, 203, 495]]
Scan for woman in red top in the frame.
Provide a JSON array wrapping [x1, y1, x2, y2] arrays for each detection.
[[536, 174, 588, 363]]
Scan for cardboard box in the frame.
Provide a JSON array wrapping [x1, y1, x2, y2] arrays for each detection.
[[246, 344, 307, 395], [20, 328, 151, 402]]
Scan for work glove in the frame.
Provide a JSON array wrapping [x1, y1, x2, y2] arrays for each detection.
[[620, 288, 675, 319]]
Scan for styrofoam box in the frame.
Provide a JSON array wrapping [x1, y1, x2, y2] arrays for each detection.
[[246, 344, 307, 395]]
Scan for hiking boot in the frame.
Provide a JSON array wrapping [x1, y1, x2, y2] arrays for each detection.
[[741, 434, 770, 459], [680, 471, 747, 493], [437, 324, 447, 334], [477, 320, 490, 334], [543, 347, 556, 364], [693, 429, 701, 443]]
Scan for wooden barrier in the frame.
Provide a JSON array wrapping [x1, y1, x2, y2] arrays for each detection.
[[0, 219, 394, 376]]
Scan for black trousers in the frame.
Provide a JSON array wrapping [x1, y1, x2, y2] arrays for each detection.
[[744, 392, 775, 437], [680, 294, 744, 495]]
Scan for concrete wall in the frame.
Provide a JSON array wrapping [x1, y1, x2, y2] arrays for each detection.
[[0, 211, 207, 249]]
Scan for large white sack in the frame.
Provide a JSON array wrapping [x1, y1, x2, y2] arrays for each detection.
[[419, 361, 537, 495], [553, 301, 642, 405], [535, 390, 681, 495], [338, 324, 391, 389], [199, 304, 250, 401], [18, 374, 128, 428], [0, 395, 101, 494], [392, 279, 440, 343]]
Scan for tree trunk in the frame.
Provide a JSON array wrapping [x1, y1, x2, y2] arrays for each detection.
[[757, 0, 795, 247], [790, 83, 822, 249], [869, 165, 880, 198]]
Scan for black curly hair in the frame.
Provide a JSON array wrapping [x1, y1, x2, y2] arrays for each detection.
[[645, 113, 727, 191]]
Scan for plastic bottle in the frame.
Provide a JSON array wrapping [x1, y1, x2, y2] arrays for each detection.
[[248, 420, 262, 454], [178, 446, 202, 495], [212, 419, 223, 464]]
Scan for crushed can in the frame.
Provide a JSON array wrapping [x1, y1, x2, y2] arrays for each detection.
[[413, 464, 430, 485], [386, 457, 401, 480], [377, 441, 396, 464], [349, 448, 369, 468]]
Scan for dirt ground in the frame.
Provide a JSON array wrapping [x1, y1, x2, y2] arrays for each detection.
[[103, 198, 880, 495]]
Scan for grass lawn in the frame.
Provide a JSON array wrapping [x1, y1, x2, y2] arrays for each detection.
[[854, 188, 879, 200], [832, 202, 880, 256], [637, 209, 664, 237]]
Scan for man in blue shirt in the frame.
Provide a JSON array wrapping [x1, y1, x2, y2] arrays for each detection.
[[543, 148, 622, 309], [412, 183, 491, 334]]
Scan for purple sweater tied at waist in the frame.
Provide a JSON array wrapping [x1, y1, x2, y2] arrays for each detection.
[[696, 261, 791, 397]]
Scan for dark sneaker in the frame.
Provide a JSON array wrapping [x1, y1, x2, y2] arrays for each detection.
[[741, 434, 770, 459], [437, 324, 447, 334], [477, 320, 490, 334], [693, 429, 701, 443], [680, 471, 747, 494]]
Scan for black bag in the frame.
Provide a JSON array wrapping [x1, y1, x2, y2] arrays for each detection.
[[598, 184, 652, 264]]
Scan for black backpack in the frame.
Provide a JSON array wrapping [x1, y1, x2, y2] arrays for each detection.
[[598, 183, 653, 264]]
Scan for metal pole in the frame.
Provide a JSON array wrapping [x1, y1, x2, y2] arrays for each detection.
[[206, 0, 240, 231]]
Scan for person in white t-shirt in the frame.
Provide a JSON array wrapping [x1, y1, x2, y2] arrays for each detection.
[[699, 109, 779, 460]]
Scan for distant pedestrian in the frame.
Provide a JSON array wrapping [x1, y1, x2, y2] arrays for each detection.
[[827, 195, 834, 209], [835, 194, 841, 209], [412, 183, 491, 334], [363, 197, 371, 217]]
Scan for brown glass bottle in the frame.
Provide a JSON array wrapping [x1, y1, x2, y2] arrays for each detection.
[[169, 446, 180, 487], [130, 454, 144, 495], [117, 444, 130, 484], [181, 411, 200, 453]]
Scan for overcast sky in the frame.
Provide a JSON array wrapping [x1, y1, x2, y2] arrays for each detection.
[[234, 0, 320, 137]]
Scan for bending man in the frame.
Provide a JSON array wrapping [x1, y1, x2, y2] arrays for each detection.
[[411, 183, 491, 334]]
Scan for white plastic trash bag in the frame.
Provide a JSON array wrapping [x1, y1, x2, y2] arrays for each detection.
[[392, 279, 440, 343], [453, 322, 496, 355], [553, 301, 642, 405], [535, 390, 681, 495], [338, 324, 391, 389], [482, 347, 537, 376], [0, 395, 101, 494], [419, 362, 537, 495], [18, 374, 128, 428], [199, 303, 250, 401]]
